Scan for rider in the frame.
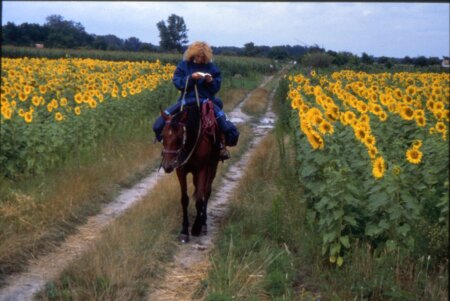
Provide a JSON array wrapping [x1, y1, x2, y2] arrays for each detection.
[[153, 41, 238, 161]]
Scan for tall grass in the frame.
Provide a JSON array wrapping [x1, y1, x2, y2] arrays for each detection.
[[35, 123, 253, 301]]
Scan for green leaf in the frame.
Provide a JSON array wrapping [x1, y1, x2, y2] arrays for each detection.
[[343, 215, 357, 226], [365, 223, 382, 236], [368, 191, 389, 211], [330, 243, 341, 256], [397, 224, 411, 237], [378, 219, 389, 230], [333, 209, 344, 221], [300, 163, 318, 177], [340, 235, 350, 248]]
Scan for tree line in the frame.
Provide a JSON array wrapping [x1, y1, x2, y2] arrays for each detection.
[[2, 14, 447, 68]]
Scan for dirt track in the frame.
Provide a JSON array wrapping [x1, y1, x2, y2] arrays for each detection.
[[147, 76, 278, 300], [0, 73, 280, 301]]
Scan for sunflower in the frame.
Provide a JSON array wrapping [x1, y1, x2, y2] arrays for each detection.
[[357, 102, 369, 114], [24, 111, 33, 123], [88, 99, 97, 109], [435, 122, 447, 133], [406, 148, 423, 164], [364, 135, 376, 147], [18, 92, 28, 102], [392, 165, 402, 176], [415, 116, 426, 127], [434, 101, 444, 111], [74, 106, 81, 116], [24, 85, 33, 95], [354, 127, 367, 141], [399, 105, 414, 121], [55, 112, 63, 121], [306, 131, 324, 150], [39, 85, 47, 94], [32, 95, 40, 106], [318, 120, 334, 135], [372, 156, 385, 179], [74, 93, 83, 104], [343, 111, 356, 125], [412, 140, 423, 149], [60, 97, 68, 107]]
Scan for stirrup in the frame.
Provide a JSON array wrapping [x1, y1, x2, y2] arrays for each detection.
[[219, 147, 230, 161]]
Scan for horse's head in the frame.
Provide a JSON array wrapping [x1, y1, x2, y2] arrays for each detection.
[[160, 109, 188, 173]]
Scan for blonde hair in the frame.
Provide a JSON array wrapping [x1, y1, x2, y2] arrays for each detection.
[[183, 41, 213, 62]]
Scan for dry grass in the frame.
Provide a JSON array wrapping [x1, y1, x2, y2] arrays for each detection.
[[0, 137, 162, 280], [241, 87, 270, 117], [219, 88, 249, 113]]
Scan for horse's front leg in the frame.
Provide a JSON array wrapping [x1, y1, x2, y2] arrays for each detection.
[[191, 171, 207, 237], [202, 162, 219, 235], [177, 168, 189, 243]]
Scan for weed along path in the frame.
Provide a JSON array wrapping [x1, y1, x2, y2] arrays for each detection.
[[0, 172, 168, 301], [0, 71, 282, 301], [147, 76, 279, 301]]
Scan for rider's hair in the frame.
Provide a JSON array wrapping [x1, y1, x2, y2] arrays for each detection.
[[183, 41, 213, 63]]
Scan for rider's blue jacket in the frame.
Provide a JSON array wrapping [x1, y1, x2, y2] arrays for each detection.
[[172, 60, 222, 102]]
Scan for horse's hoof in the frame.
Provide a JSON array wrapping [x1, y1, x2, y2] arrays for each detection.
[[201, 225, 208, 235], [179, 233, 189, 243]]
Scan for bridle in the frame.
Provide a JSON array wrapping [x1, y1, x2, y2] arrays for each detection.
[[161, 121, 187, 156], [159, 76, 203, 172]]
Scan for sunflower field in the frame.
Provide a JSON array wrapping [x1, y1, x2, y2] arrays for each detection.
[[1, 57, 176, 177], [286, 70, 449, 266]]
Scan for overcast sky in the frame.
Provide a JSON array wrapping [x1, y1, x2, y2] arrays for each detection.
[[2, 1, 449, 58]]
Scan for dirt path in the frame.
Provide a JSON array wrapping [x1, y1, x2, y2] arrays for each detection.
[[0, 71, 282, 301], [147, 75, 279, 301]]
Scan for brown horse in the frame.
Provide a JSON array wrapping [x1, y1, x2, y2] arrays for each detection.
[[160, 103, 220, 243]]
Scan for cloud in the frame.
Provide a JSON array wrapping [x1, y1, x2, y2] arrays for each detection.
[[2, 1, 449, 58]]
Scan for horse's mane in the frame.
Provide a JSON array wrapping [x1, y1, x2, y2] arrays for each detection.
[[173, 104, 201, 163]]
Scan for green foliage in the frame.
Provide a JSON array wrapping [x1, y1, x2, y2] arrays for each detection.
[[301, 52, 334, 68]]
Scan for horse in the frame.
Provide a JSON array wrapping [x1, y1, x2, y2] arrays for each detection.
[[159, 102, 221, 243]]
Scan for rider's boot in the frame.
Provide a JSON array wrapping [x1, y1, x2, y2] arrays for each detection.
[[219, 132, 231, 161]]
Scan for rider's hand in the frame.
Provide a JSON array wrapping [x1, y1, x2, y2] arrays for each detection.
[[204, 74, 213, 83], [191, 72, 202, 80]]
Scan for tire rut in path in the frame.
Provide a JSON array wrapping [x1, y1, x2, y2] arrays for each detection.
[[0, 73, 278, 301], [147, 76, 278, 301]]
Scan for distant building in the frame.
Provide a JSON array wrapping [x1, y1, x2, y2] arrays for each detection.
[[442, 59, 449, 68], [35, 44, 44, 49]]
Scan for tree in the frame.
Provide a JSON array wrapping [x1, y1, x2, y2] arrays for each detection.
[[124, 37, 141, 51], [157, 14, 188, 52], [243, 42, 260, 56], [268, 46, 288, 60], [413, 56, 428, 67], [44, 14, 93, 48], [402, 56, 413, 65], [361, 52, 374, 65]]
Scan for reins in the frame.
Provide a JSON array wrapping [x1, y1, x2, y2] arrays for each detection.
[[160, 75, 202, 170]]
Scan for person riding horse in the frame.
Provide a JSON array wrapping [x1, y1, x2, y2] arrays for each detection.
[[153, 41, 238, 161]]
